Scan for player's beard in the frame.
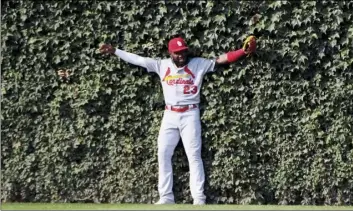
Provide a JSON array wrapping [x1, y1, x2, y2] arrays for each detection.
[[173, 56, 188, 68]]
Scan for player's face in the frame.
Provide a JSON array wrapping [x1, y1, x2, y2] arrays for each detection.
[[170, 50, 188, 67]]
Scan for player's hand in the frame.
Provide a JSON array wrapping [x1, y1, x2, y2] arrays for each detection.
[[99, 44, 116, 55], [242, 35, 256, 55]]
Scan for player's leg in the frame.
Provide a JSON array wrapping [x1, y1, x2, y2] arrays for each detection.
[[179, 108, 206, 205], [156, 110, 180, 204]]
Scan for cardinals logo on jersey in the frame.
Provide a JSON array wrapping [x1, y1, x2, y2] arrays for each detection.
[[162, 67, 171, 81], [162, 66, 195, 86], [184, 66, 195, 79]]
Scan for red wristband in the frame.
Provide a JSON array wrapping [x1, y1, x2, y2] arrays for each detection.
[[226, 49, 246, 63]]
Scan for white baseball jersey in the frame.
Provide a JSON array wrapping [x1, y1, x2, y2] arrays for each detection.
[[114, 49, 216, 105], [144, 58, 216, 105]]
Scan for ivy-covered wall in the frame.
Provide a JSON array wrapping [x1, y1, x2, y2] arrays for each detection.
[[1, 0, 353, 205]]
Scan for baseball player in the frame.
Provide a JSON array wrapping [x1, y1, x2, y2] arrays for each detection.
[[99, 35, 256, 205]]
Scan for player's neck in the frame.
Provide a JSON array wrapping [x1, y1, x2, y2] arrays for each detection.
[[175, 63, 185, 68]]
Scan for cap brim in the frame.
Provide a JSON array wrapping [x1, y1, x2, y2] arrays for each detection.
[[170, 46, 188, 53]]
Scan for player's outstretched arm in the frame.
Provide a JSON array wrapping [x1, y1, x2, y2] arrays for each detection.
[[215, 35, 256, 65], [99, 44, 158, 71]]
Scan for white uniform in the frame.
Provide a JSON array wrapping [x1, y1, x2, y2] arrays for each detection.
[[114, 49, 216, 204]]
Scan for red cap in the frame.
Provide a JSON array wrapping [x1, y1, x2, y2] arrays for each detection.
[[168, 37, 188, 53]]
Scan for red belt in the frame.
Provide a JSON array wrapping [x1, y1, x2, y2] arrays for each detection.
[[165, 104, 197, 112]]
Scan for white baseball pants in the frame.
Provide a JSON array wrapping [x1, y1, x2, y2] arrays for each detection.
[[157, 107, 206, 203]]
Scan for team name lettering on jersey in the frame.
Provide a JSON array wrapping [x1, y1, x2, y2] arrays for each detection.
[[162, 66, 195, 86]]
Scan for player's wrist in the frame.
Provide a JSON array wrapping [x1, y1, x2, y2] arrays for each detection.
[[113, 48, 119, 55]]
